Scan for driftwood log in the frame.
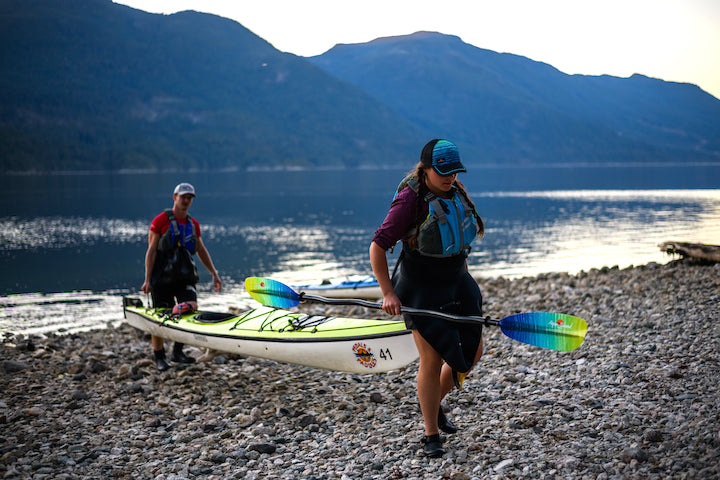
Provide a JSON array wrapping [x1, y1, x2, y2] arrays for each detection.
[[659, 241, 720, 263]]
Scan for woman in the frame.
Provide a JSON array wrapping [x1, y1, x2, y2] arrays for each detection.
[[369, 139, 484, 457]]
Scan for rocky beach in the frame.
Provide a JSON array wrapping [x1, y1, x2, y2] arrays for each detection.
[[1, 260, 719, 480]]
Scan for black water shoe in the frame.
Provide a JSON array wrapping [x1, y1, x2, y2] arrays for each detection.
[[171, 342, 196, 364], [438, 407, 458, 434], [154, 349, 171, 371], [421, 434, 445, 458]]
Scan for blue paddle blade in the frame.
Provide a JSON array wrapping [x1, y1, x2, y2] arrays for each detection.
[[499, 312, 587, 351], [245, 277, 301, 308]]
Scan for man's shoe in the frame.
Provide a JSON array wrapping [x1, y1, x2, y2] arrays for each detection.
[[421, 434, 445, 458], [171, 343, 196, 364], [154, 349, 171, 371], [438, 407, 458, 434]]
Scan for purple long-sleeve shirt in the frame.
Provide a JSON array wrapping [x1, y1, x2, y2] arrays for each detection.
[[372, 186, 429, 251]]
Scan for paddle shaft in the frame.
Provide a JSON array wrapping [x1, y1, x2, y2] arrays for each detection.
[[300, 292, 500, 326], [245, 277, 586, 351]]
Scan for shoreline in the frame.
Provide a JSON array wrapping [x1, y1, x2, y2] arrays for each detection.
[[2, 259, 719, 479], [5, 161, 720, 176], [0, 257, 688, 339]]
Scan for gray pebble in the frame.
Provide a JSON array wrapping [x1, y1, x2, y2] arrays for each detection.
[[1, 260, 718, 479]]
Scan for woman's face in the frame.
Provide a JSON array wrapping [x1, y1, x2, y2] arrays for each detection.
[[424, 168, 457, 196]]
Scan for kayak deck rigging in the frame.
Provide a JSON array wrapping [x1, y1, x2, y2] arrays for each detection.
[[234, 308, 335, 333]]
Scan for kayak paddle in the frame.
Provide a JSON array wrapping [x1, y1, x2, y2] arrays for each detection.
[[244, 277, 587, 352]]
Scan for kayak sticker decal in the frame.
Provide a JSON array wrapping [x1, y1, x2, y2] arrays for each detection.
[[352, 342, 377, 369]]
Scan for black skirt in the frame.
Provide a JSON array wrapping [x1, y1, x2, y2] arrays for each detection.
[[392, 247, 483, 373]]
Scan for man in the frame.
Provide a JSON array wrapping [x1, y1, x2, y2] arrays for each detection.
[[141, 182, 222, 370]]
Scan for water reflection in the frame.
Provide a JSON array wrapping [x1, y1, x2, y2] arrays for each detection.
[[0, 217, 147, 249], [0, 290, 130, 336], [471, 190, 720, 278], [2, 187, 719, 335]]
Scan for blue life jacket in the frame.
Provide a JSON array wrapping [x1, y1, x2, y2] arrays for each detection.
[[158, 208, 198, 255], [395, 175, 480, 257]]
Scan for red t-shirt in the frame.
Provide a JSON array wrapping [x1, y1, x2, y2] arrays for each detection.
[[150, 211, 201, 237]]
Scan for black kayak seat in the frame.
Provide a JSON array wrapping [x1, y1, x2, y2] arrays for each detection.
[[193, 311, 237, 323]]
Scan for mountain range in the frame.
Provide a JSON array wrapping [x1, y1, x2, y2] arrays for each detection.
[[1, 0, 719, 172], [310, 32, 720, 166]]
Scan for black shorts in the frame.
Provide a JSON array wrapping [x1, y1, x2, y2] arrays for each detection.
[[151, 283, 198, 309], [392, 248, 483, 373], [392, 249, 483, 327]]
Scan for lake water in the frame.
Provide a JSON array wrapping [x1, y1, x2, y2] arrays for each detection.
[[2, 164, 719, 336]]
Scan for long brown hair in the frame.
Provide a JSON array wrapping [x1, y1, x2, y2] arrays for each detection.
[[406, 163, 484, 248]]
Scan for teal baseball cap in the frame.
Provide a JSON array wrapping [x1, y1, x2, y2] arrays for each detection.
[[421, 139, 466, 176]]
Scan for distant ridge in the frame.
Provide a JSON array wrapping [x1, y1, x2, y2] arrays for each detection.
[[310, 31, 720, 166], [0, 0, 425, 172], [1, 2, 719, 172]]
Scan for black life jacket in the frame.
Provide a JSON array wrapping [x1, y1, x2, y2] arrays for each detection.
[[151, 209, 199, 287]]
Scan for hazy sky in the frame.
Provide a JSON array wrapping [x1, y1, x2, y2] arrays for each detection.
[[114, 0, 720, 99]]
